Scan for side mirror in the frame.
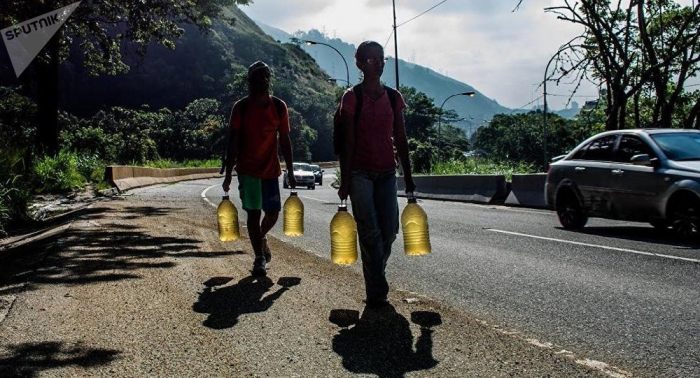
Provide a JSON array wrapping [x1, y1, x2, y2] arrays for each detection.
[[630, 154, 652, 166], [321, 169, 325, 173]]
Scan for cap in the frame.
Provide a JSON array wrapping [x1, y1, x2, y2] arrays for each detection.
[[248, 61, 270, 78]]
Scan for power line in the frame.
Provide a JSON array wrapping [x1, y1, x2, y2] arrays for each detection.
[[511, 96, 544, 113], [383, 29, 394, 50], [383, 1, 447, 55], [397, 0, 448, 28]]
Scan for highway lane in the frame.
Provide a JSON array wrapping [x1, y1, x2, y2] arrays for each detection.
[[195, 175, 700, 377]]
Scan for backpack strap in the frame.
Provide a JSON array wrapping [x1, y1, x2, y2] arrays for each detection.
[[219, 97, 248, 174], [351, 85, 363, 127], [385, 86, 398, 115], [271, 96, 285, 121]]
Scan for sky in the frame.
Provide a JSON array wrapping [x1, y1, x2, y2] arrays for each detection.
[[241, 0, 696, 111]]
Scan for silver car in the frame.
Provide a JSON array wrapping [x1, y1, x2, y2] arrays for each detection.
[[545, 129, 700, 237], [283, 162, 316, 190]]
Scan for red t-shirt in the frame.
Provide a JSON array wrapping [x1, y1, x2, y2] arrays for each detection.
[[230, 96, 290, 179], [341, 88, 406, 172]]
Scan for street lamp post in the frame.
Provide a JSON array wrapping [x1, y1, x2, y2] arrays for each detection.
[[438, 92, 475, 150], [392, 0, 400, 90], [305, 40, 350, 88]]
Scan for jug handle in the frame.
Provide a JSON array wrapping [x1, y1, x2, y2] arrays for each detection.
[[406, 192, 417, 203]]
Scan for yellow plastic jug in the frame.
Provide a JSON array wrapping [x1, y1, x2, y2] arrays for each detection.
[[217, 192, 240, 241], [283, 191, 304, 237], [330, 201, 357, 265], [401, 192, 430, 255]]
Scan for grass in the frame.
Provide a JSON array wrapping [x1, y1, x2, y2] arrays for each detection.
[[139, 159, 222, 169], [429, 158, 538, 181]]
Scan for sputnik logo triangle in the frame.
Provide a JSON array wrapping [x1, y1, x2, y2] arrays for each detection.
[[2, 1, 82, 78]]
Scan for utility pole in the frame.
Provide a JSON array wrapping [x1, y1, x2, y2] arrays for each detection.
[[392, 0, 399, 90]]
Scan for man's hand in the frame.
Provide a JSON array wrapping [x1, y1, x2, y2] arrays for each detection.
[[222, 176, 232, 193], [404, 176, 416, 194], [288, 175, 297, 189], [338, 181, 349, 201]]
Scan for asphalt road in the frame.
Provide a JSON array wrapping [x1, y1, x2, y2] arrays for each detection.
[[1, 176, 616, 377], [201, 174, 700, 378]]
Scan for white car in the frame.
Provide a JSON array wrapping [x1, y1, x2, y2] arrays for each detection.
[[283, 163, 316, 190]]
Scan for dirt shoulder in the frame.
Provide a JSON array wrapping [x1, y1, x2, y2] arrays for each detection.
[[0, 194, 615, 377]]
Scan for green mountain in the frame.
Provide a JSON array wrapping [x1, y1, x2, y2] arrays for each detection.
[[0, 5, 340, 161], [259, 25, 510, 132], [259, 24, 582, 127]]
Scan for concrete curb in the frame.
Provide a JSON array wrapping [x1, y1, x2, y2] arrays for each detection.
[[505, 174, 549, 209], [397, 175, 508, 203], [105, 166, 223, 192]]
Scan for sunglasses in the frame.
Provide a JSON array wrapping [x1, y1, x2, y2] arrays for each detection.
[[365, 57, 388, 65]]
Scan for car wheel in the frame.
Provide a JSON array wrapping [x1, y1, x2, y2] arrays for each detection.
[[668, 197, 700, 239], [309, 185, 315, 190], [556, 190, 588, 229], [283, 180, 288, 189], [319, 179, 323, 186]]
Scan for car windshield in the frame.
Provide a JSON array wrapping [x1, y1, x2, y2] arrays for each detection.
[[294, 164, 313, 172], [310, 165, 320, 171], [651, 133, 700, 161]]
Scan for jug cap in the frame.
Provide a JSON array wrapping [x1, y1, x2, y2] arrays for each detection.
[[338, 199, 348, 211], [407, 192, 417, 204], [290, 190, 298, 196], [222, 191, 230, 199]]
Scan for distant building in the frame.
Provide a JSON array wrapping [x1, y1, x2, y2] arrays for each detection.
[[582, 100, 599, 110]]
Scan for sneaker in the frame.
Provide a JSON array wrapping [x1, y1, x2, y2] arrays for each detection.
[[252, 257, 267, 276], [262, 237, 272, 263]]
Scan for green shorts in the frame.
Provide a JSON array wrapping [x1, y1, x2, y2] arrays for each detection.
[[238, 174, 281, 212]]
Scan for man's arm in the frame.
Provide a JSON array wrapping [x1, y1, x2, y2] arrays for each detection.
[[393, 109, 416, 193], [338, 110, 355, 200], [222, 103, 240, 193], [279, 131, 296, 188]]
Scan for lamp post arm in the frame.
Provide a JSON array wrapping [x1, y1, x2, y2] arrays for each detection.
[[307, 41, 350, 88], [437, 93, 459, 150]]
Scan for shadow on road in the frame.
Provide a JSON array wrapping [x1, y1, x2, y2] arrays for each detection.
[[564, 225, 700, 250], [0, 205, 242, 297], [0, 341, 119, 377], [193, 276, 301, 329], [330, 305, 440, 378]]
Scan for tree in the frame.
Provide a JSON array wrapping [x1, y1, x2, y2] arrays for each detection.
[[1, 0, 252, 156], [400, 86, 440, 143], [540, 1, 700, 130], [473, 111, 593, 169]]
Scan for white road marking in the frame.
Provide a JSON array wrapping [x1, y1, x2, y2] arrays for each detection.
[[297, 194, 335, 204], [487, 228, 700, 263], [202, 185, 218, 208]]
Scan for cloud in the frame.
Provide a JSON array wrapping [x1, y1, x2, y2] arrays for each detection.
[[240, 0, 600, 109]]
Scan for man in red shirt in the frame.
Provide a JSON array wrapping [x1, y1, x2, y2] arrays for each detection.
[[223, 61, 296, 276], [338, 41, 416, 308]]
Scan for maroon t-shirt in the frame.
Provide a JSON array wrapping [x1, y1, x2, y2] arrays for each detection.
[[341, 88, 406, 172]]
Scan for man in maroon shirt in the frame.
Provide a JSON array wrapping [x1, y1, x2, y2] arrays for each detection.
[[223, 61, 296, 276], [338, 41, 416, 308]]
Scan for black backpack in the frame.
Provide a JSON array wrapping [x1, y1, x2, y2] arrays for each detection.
[[220, 96, 285, 174], [333, 85, 398, 156]]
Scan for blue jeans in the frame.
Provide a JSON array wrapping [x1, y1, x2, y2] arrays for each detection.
[[349, 169, 399, 302]]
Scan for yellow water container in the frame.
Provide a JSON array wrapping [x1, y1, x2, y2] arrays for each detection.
[[330, 201, 358, 265], [283, 191, 304, 237], [401, 193, 430, 255], [217, 193, 239, 241]]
